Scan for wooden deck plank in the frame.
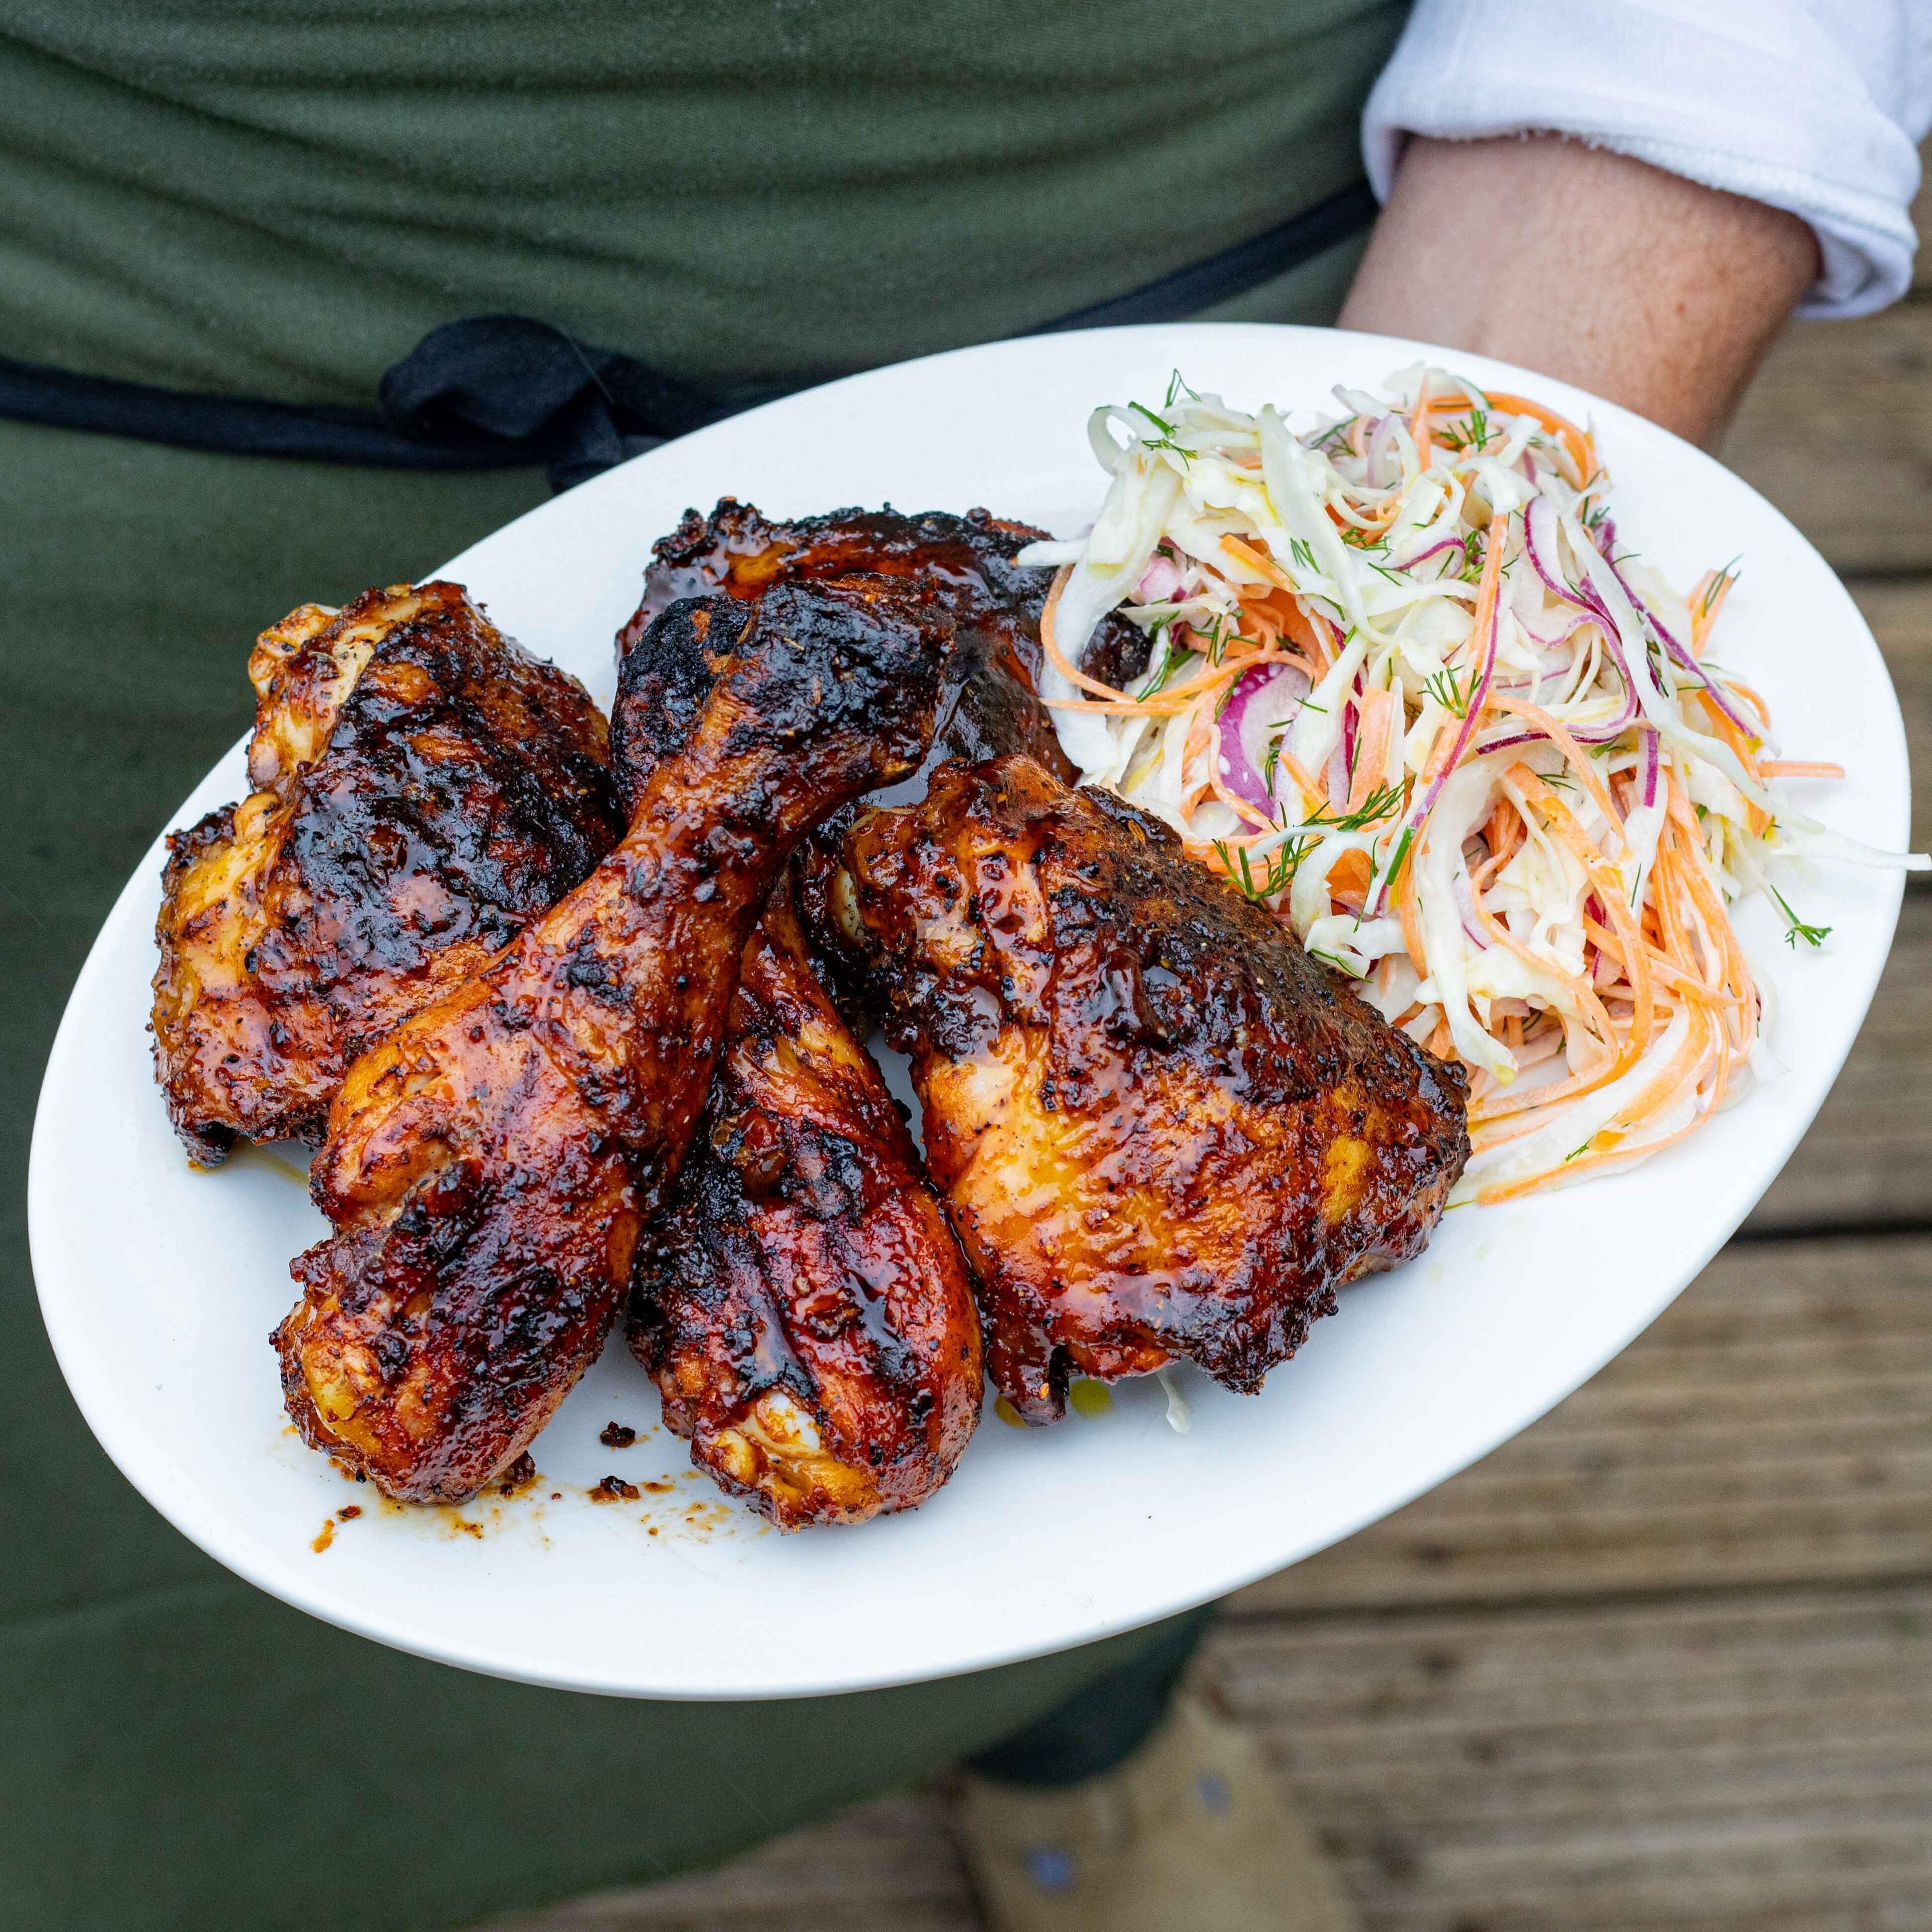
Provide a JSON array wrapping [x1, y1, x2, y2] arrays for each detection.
[[1848, 580, 1932, 858], [1720, 298, 1932, 578], [1210, 1584, 1932, 1932], [1746, 887, 1932, 1231], [1236, 1235, 1932, 1614]]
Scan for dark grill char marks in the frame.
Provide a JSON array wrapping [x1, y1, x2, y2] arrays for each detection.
[[622, 498, 1158, 780], [628, 878, 982, 1528], [621, 497, 1102, 1026], [831, 755, 1471, 1424], [612, 540, 984, 1527], [273, 582, 952, 1503], [152, 582, 618, 1164]]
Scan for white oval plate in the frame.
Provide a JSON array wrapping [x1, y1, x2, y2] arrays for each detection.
[[31, 325, 1911, 1700]]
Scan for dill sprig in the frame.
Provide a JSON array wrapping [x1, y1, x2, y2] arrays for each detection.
[[1132, 627, 1184, 703], [1767, 881, 1831, 949], [1436, 406, 1491, 454], [1422, 665, 1472, 718], [1129, 400, 1193, 466], [1700, 557, 1742, 617], [1312, 414, 1358, 455], [1211, 782, 1409, 907], [1213, 840, 1297, 903]]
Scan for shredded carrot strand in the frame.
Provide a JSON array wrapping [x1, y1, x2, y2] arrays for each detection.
[[1484, 694, 1626, 833], [1509, 766, 1655, 1059]]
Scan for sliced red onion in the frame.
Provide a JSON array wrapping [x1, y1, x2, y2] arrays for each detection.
[[1471, 729, 1548, 759], [1326, 737, 1350, 812], [1523, 497, 1586, 608], [1453, 868, 1489, 948], [1472, 676, 1639, 758], [1395, 533, 1466, 572], [1513, 600, 1593, 650], [1602, 549, 1756, 737], [1366, 414, 1403, 488], [1216, 662, 1311, 815], [1137, 553, 1183, 604]]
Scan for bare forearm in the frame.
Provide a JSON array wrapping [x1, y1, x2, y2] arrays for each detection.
[[1339, 135, 1820, 447]]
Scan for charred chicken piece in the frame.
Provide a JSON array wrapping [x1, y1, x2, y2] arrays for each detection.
[[629, 878, 982, 1527], [152, 582, 617, 1164], [624, 498, 1092, 1031], [622, 497, 1165, 781], [612, 543, 982, 1528], [273, 581, 951, 1503], [828, 755, 1470, 1424]]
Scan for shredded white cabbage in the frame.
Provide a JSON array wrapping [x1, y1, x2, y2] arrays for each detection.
[[1027, 368, 1928, 1204]]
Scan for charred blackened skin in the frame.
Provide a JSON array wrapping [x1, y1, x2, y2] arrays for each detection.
[[628, 876, 982, 1528], [832, 754, 1471, 1424], [273, 582, 952, 1503], [618, 498, 1119, 1021], [618, 497, 1163, 783], [152, 582, 618, 1164], [612, 541, 983, 1527]]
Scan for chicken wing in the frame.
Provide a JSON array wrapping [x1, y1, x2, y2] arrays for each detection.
[[273, 581, 951, 1502], [629, 877, 982, 1527], [827, 755, 1470, 1423], [152, 582, 617, 1164]]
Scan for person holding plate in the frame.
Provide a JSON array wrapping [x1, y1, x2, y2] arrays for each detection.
[[2, 3, 1925, 1929]]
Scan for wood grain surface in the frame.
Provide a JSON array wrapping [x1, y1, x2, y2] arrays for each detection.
[[480, 177, 1932, 1932]]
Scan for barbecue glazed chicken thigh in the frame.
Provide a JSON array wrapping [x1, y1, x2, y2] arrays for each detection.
[[274, 581, 951, 1502], [825, 755, 1471, 1424], [152, 582, 617, 1163], [629, 878, 982, 1527]]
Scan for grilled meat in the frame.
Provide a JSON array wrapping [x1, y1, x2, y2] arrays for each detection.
[[621, 497, 1098, 1029], [152, 582, 617, 1164], [613, 528, 984, 1526], [629, 877, 981, 1527], [622, 497, 1168, 782], [273, 581, 951, 1502], [826, 754, 1470, 1424]]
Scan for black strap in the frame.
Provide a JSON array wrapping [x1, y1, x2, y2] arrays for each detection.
[[0, 178, 1377, 493]]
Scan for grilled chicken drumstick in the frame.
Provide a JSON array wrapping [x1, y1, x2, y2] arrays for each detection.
[[273, 581, 951, 1502], [628, 876, 982, 1527], [612, 537, 983, 1527], [824, 754, 1471, 1424], [152, 582, 617, 1164]]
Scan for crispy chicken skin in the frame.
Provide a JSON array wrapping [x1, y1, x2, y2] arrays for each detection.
[[828, 755, 1471, 1423], [628, 878, 982, 1528], [613, 521, 986, 1526], [625, 498, 1166, 778], [273, 582, 951, 1502], [152, 582, 617, 1164]]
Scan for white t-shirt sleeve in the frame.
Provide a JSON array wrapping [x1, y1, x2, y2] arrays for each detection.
[[1361, 0, 1932, 318]]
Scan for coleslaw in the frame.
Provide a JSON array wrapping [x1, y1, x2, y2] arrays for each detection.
[[1022, 369, 1928, 1205]]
